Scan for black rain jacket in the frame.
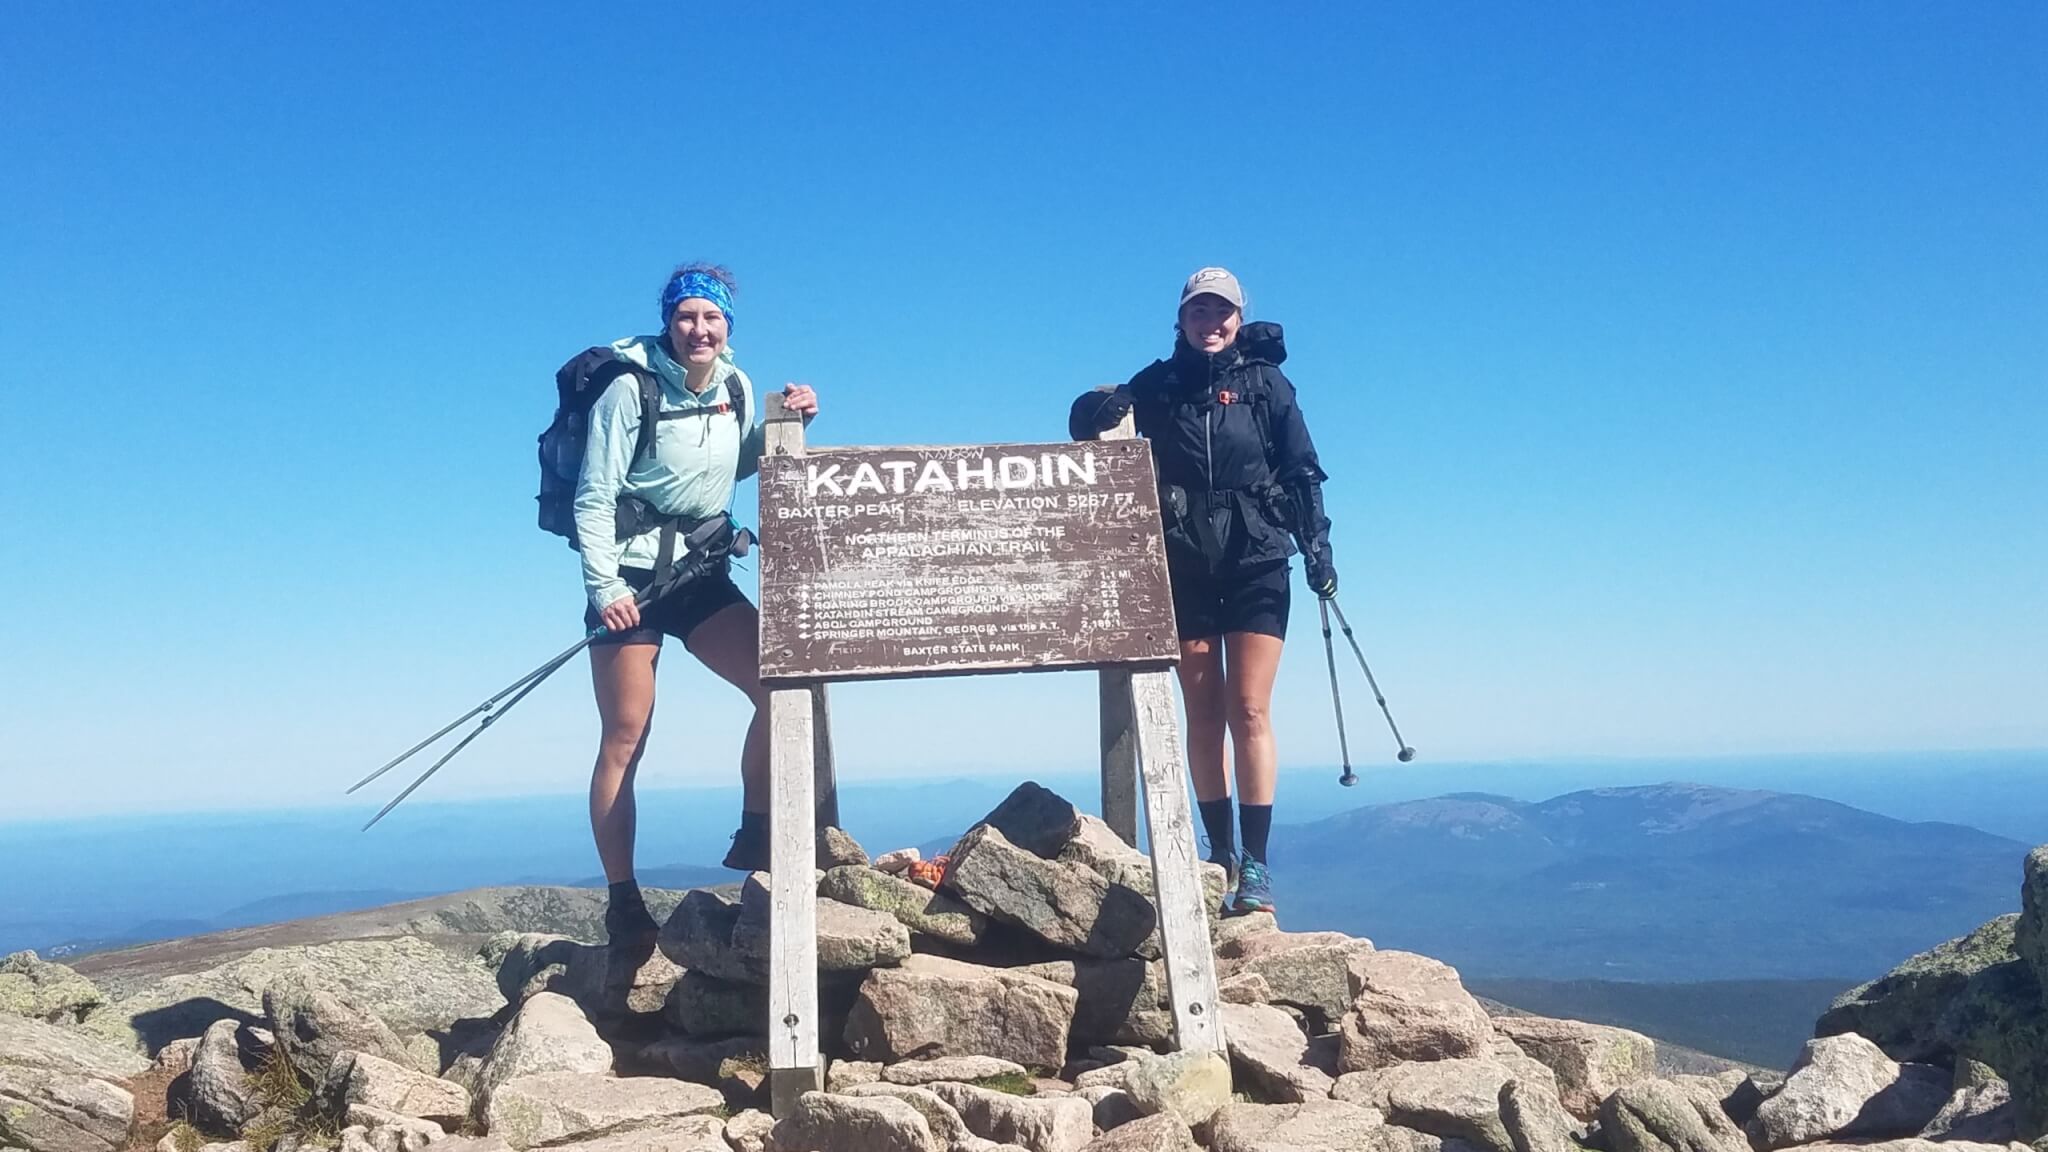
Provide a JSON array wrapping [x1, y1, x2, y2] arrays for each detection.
[[1069, 321, 1331, 576]]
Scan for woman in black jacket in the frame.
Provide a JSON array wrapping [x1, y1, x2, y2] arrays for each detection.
[[1071, 267, 1335, 914]]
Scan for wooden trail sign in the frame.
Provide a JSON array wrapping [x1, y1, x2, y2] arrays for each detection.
[[758, 440, 1178, 682], [755, 397, 1223, 1116]]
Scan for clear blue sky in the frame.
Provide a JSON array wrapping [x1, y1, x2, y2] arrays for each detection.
[[2, 3, 2042, 820]]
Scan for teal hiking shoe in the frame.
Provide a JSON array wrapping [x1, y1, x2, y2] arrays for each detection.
[[1233, 855, 1275, 915]]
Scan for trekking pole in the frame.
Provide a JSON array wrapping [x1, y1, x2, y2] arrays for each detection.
[[1319, 600, 1357, 787], [1326, 597, 1416, 763]]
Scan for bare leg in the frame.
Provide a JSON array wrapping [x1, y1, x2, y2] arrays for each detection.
[[589, 642, 660, 883], [1224, 630, 1285, 806], [1176, 636, 1230, 803], [685, 601, 770, 813]]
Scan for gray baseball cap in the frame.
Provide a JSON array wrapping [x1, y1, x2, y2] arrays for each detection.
[[1179, 266, 1246, 310]]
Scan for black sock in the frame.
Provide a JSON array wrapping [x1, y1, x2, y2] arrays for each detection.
[[1197, 797, 1235, 861], [1240, 804, 1274, 865], [739, 810, 769, 839], [607, 879, 643, 908]]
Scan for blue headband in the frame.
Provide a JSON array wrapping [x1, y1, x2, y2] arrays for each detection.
[[661, 271, 735, 333]]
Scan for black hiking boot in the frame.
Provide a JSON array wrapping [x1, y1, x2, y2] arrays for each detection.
[[723, 823, 771, 872]]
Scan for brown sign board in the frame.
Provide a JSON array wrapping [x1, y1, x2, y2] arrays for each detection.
[[758, 439, 1178, 683]]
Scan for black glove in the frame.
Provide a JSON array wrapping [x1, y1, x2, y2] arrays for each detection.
[[1306, 548, 1338, 600], [1069, 387, 1133, 440]]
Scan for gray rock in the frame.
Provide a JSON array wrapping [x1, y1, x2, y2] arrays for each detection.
[[725, 1108, 777, 1152], [1792, 1140, 2026, 1152], [1227, 939, 1377, 1032], [1499, 1078, 1577, 1152], [1206, 1100, 1395, 1152], [637, 1034, 762, 1084], [821, 826, 873, 868], [821, 866, 988, 947], [322, 1051, 469, 1127], [473, 991, 614, 1110], [844, 955, 1077, 1070], [1817, 915, 2018, 1063], [1920, 1080, 2017, 1142], [152, 1037, 200, 1080], [396, 884, 684, 941], [344, 1104, 444, 1151], [1347, 1057, 1535, 1152], [768, 1091, 942, 1152], [1339, 951, 1494, 1073], [658, 889, 763, 984], [1748, 1033, 1949, 1149], [1221, 1001, 1335, 1103], [883, 1055, 1029, 1085], [875, 848, 922, 874], [79, 936, 501, 1055], [1080, 1085, 1144, 1132], [1929, 952, 2048, 1136], [734, 873, 914, 972], [830, 1060, 886, 1091], [1122, 1049, 1233, 1128], [0, 1014, 150, 1081], [526, 1117, 727, 1151], [484, 1071, 724, 1150], [977, 782, 1084, 858], [928, 1081, 1096, 1152], [1492, 1017, 1657, 1121], [1217, 972, 1273, 1005], [0, 1066, 134, 1152], [1600, 1077, 1751, 1152], [843, 1083, 977, 1149], [0, 952, 104, 1025], [189, 1019, 260, 1131], [664, 970, 764, 1036], [1014, 959, 1173, 1048], [263, 974, 418, 1082], [485, 930, 680, 1018], [485, 932, 581, 1004], [944, 826, 1157, 960], [2020, 846, 2048, 994], [1077, 1112, 1199, 1151]]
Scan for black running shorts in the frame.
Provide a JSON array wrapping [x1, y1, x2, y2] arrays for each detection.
[[585, 566, 750, 647], [1170, 559, 1291, 643]]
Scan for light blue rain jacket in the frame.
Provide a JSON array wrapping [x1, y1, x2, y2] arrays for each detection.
[[574, 335, 765, 611]]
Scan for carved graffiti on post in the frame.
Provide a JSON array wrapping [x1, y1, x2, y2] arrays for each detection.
[[759, 439, 1177, 682]]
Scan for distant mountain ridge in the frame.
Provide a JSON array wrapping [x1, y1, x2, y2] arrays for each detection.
[[1274, 782, 2026, 983]]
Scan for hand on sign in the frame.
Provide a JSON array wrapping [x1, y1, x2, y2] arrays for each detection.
[[781, 383, 819, 420]]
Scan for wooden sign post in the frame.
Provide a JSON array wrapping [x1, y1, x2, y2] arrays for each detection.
[[755, 395, 1224, 1114]]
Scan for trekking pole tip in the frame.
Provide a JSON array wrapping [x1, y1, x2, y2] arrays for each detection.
[[1398, 746, 1416, 762], [1339, 770, 1358, 787]]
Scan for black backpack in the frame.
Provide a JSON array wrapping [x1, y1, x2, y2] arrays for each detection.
[[536, 346, 748, 548]]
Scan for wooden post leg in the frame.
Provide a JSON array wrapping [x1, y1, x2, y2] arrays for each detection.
[[1099, 670, 1138, 846], [811, 683, 839, 831], [1130, 669, 1226, 1056], [767, 688, 822, 1115]]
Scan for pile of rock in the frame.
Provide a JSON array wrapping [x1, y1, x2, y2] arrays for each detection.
[[7, 784, 2048, 1152]]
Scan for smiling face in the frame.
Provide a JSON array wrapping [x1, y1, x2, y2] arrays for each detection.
[[1179, 294, 1242, 354], [666, 299, 730, 366]]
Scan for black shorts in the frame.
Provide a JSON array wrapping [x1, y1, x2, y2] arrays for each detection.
[[1170, 559, 1291, 643], [585, 566, 750, 647]]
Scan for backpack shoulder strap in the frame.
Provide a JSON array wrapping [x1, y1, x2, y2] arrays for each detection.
[[632, 371, 662, 464], [725, 370, 749, 429]]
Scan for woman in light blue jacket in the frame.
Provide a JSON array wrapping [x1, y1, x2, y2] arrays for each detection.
[[577, 263, 817, 949]]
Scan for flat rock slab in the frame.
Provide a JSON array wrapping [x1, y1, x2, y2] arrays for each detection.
[[821, 866, 987, 947], [769, 1091, 942, 1152], [0, 1014, 150, 1081], [324, 1050, 470, 1127], [0, 1065, 134, 1152], [845, 955, 1077, 1071], [929, 1081, 1097, 1152], [735, 873, 914, 971], [76, 935, 501, 1056], [843, 1083, 978, 1149], [1123, 1049, 1234, 1129], [882, 1055, 1028, 1085], [1207, 1100, 1394, 1152], [1601, 1076, 1751, 1152], [1015, 959, 1173, 1048], [1336, 1057, 1535, 1152], [485, 1071, 724, 1150], [0, 951, 104, 1025], [944, 826, 1157, 960], [1078, 1112, 1199, 1151], [265, 974, 419, 1082], [1227, 939, 1377, 1031]]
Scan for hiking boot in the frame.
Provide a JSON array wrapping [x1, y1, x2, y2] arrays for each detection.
[[1233, 855, 1275, 915], [602, 893, 659, 949], [722, 824, 771, 872]]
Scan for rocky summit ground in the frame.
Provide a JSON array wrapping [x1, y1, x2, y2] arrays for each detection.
[[4, 781, 2046, 1152]]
